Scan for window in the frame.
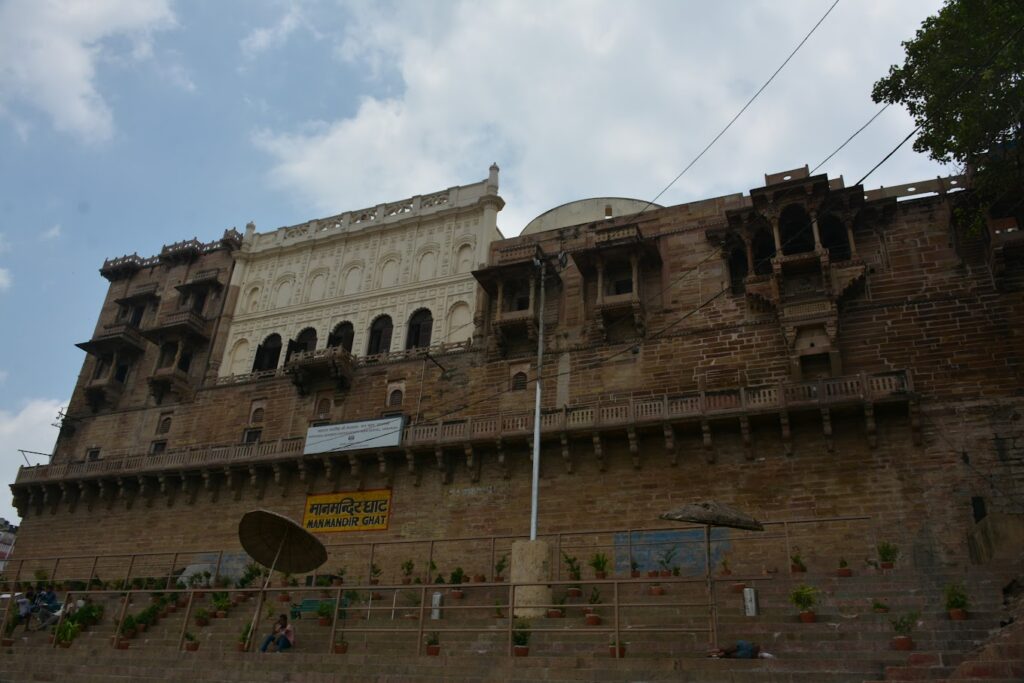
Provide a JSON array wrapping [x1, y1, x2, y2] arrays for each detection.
[[367, 316, 393, 356], [149, 440, 167, 455], [405, 309, 433, 350], [751, 228, 776, 275], [286, 327, 318, 363], [176, 349, 192, 373], [388, 389, 404, 407], [93, 355, 111, 380], [250, 407, 265, 423], [727, 245, 748, 295], [511, 372, 528, 391], [243, 428, 262, 444], [606, 263, 633, 296], [86, 448, 101, 462], [327, 322, 354, 353], [252, 334, 282, 372], [113, 362, 130, 384], [820, 214, 851, 261], [779, 204, 815, 255], [156, 416, 172, 435], [316, 398, 331, 417], [191, 289, 207, 315], [158, 342, 177, 369]]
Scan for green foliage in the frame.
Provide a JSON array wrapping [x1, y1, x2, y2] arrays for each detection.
[[789, 584, 818, 612], [945, 582, 969, 610], [425, 631, 439, 646], [401, 560, 415, 577], [839, 558, 848, 569], [119, 615, 137, 634], [315, 575, 332, 587], [54, 620, 81, 645], [317, 602, 333, 619], [871, 0, 1024, 223], [184, 631, 197, 642], [449, 567, 465, 585], [877, 542, 900, 563], [343, 590, 361, 605], [588, 553, 609, 573], [135, 605, 158, 626], [239, 623, 250, 644], [657, 546, 678, 571], [872, 599, 889, 612], [193, 608, 209, 622], [370, 564, 382, 579], [561, 552, 581, 579], [512, 619, 531, 646], [211, 593, 232, 612], [335, 631, 348, 646], [495, 554, 509, 576], [790, 553, 807, 571], [588, 587, 602, 605], [890, 611, 919, 636]]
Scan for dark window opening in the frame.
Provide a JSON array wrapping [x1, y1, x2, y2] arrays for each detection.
[[505, 280, 531, 311], [799, 353, 832, 380], [250, 407, 264, 423], [728, 245, 748, 294], [751, 228, 776, 275], [316, 398, 331, 417], [820, 214, 851, 261], [128, 304, 145, 327], [243, 428, 262, 444], [327, 322, 354, 353], [780, 205, 815, 255], [606, 264, 633, 296], [113, 362, 130, 384], [388, 389, 404, 407], [286, 327, 318, 363], [157, 417, 172, 434], [252, 334, 282, 372], [367, 316, 393, 356], [191, 290, 207, 315], [93, 355, 111, 380], [311, 420, 329, 427], [405, 310, 433, 349], [158, 342, 177, 369], [971, 496, 987, 523], [177, 349, 192, 373], [149, 440, 167, 455], [86, 448, 101, 461], [511, 372, 528, 391]]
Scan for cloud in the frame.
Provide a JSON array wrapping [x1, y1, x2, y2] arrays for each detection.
[[0, 0, 175, 143], [255, 0, 949, 233], [241, 3, 316, 59], [41, 225, 62, 241], [0, 399, 63, 522], [0, 268, 10, 292]]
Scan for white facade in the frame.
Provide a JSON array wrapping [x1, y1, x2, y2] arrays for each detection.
[[219, 167, 503, 377]]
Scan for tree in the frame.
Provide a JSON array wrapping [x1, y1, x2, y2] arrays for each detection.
[[872, 0, 1024, 221]]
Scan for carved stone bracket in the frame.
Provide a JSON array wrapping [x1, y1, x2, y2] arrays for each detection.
[[701, 420, 713, 463], [435, 447, 450, 485], [592, 433, 605, 472], [138, 476, 156, 508], [739, 416, 753, 461], [560, 433, 573, 474], [248, 465, 266, 500], [627, 427, 640, 469], [864, 403, 877, 449], [496, 438, 510, 480], [465, 444, 480, 483], [663, 424, 677, 466], [159, 473, 177, 507], [821, 408, 834, 452], [185, 474, 201, 505], [348, 454, 361, 480], [203, 469, 220, 504], [779, 412, 793, 456]]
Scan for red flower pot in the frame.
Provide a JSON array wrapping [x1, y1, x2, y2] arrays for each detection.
[[215, 610, 227, 618], [449, 589, 463, 600], [880, 562, 894, 570], [659, 570, 671, 577], [837, 568, 853, 577], [566, 588, 582, 598], [791, 565, 806, 574], [546, 609, 564, 618], [401, 578, 412, 585], [494, 576, 505, 582], [513, 645, 529, 657], [798, 611, 816, 623], [731, 583, 746, 594], [646, 571, 659, 578], [609, 645, 626, 658], [426, 644, 441, 656], [184, 641, 199, 652], [318, 617, 331, 627], [1, 638, 14, 647], [630, 571, 640, 578], [949, 608, 968, 620], [473, 575, 486, 583], [194, 618, 209, 627], [594, 571, 607, 580], [115, 639, 130, 650], [334, 643, 348, 654], [586, 614, 602, 626], [891, 636, 914, 651], [648, 586, 665, 596], [277, 593, 291, 603]]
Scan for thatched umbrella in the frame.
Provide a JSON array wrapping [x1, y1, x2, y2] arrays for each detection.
[[659, 501, 764, 647]]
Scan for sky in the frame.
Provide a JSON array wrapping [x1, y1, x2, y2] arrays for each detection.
[[0, 0, 950, 523]]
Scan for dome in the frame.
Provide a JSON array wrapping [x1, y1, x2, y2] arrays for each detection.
[[520, 197, 660, 236]]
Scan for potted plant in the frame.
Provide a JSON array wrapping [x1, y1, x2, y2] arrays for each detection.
[[449, 567, 465, 599], [494, 555, 509, 582], [332, 567, 346, 586], [719, 559, 732, 576], [512, 619, 530, 656], [790, 553, 807, 573], [317, 601, 333, 626], [837, 558, 852, 577], [54, 620, 80, 648], [630, 561, 640, 579], [790, 584, 818, 623], [609, 636, 626, 658], [877, 542, 899, 569], [425, 632, 441, 656], [494, 599, 505, 619], [657, 547, 678, 577], [648, 582, 665, 596], [212, 593, 231, 617], [547, 595, 566, 618], [890, 612, 918, 650], [237, 623, 250, 652], [872, 599, 889, 614], [183, 631, 199, 651], [119, 614, 138, 639], [401, 560, 415, 585], [585, 588, 602, 625], [945, 582, 969, 620], [193, 608, 210, 627], [315, 574, 332, 596], [369, 563, 382, 585], [588, 552, 610, 579], [334, 633, 349, 654], [562, 552, 582, 581]]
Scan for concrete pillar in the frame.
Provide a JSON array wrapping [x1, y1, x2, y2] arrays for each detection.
[[810, 210, 822, 248], [511, 539, 551, 618], [745, 239, 754, 274], [770, 217, 782, 252], [845, 218, 858, 257]]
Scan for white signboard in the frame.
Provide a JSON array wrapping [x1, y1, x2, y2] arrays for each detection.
[[303, 417, 404, 454]]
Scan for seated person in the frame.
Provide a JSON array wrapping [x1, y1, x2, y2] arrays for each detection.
[[710, 640, 775, 659], [15, 590, 35, 631], [259, 614, 295, 653], [37, 586, 60, 613]]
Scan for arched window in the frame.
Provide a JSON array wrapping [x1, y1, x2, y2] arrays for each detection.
[[229, 339, 250, 376], [307, 272, 327, 301], [417, 251, 436, 281], [316, 398, 331, 417], [273, 279, 294, 307], [380, 259, 399, 288], [727, 243, 748, 295], [157, 417, 172, 434], [751, 228, 776, 275], [366, 316, 393, 356], [250, 407, 265, 423], [405, 309, 433, 349], [343, 266, 362, 295], [286, 327, 318, 364], [158, 342, 178, 369], [455, 244, 474, 274], [779, 205, 815, 255], [819, 214, 851, 262], [252, 334, 282, 372], [511, 372, 528, 391], [246, 287, 261, 312], [447, 302, 472, 343], [327, 321, 355, 353], [388, 389, 403, 407]]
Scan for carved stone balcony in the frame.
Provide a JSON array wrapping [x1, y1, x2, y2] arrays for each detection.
[[147, 366, 192, 402], [142, 310, 211, 343], [76, 322, 149, 358], [595, 292, 646, 337], [284, 345, 356, 394], [84, 375, 126, 411]]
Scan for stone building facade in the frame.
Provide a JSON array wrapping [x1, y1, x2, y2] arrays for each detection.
[[6, 166, 1023, 581]]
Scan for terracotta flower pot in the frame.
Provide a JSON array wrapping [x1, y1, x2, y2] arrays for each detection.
[[1, 638, 14, 647], [277, 593, 291, 603], [194, 617, 209, 627], [138, 623, 147, 633], [609, 645, 626, 658], [115, 639, 130, 650], [659, 570, 671, 577], [184, 641, 199, 652], [473, 575, 486, 583], [215, 610, 227, 618], [586, 614, 602, 626], [426, 644, 441, 656], [513, 645, 529, 657], [546, 609, 564, 618], [176, 598, 188, 608], [332, 579, 344, 587], [566, 588, 582, 598], [369, 579, 379, 586], [449, 590, 463, 600], [880, 562, 894, 570], [494, 576, 505, 582], [646, 571, 659, 578], [837, 568, 853, 577], [401, 578, 412, 585], [648, 586, 665, 596], [318, 617, 331, 627], [731, 583, 746, 594], [891, 635, 914, 651], [791, 565, 806, 574], [59, 641, 71, 648], [798, 611, 816, 623], [122, 627, 137, 639], [720, 569, 732, 577], [630, 571, 640, 578], [334, 643, 348, 654], [949, 608, 968, 621], [594, 571, 607, 580]]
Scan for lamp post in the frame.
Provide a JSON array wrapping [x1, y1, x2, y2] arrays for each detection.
[[529, 256, 546, 541]]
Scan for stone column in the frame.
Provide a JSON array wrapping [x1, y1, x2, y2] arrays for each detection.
[[745, 238, 754, 274], [511, 539, 551, 618], [810, 210, 822, 249], [770, 216, 782, 253], [844, 218, 858, 257]]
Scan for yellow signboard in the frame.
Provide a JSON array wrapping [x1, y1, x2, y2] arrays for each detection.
[[302, 489, 392, 533]]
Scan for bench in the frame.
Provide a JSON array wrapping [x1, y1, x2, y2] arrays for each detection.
[[289, 598, 345, 620]]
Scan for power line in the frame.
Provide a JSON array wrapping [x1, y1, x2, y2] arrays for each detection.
[[811, 104, 890, 174]]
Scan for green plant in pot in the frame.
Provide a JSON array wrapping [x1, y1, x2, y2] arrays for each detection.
[[588, 552, 610, 579], [119, 614, 138, 639], [585, 588, 603, 625], [837, 558, 852, 577], [561, 552, 581, 580], [609, 635, 626, 658], [877, 542, 899, 569], [512, 618, 531, 656], [789, 584, 818, 623], [494, 554, 509, 582], [890, 612, 918, 651], [790, 553, 807, 573], [334, 631, 349, 654], [425, 631, 441, 656], [449, 567, 465, 598], [945, 582, 968, 620], [193, 607, 210, 627], [400, 560, 415, 584], [369, 563, 382, 585], [872, 599, 889, 614], [317, 601, 333, 626], [237, 623, 250, 652], [657, 547, 678, 576], [183, 630, 199, 651], [54, 620, 80, 648]]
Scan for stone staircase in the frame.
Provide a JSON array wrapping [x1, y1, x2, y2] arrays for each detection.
[[0, 563, 1019, 682]]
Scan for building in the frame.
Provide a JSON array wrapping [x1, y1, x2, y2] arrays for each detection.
[[7, 165, 1023, 583], [0, 519, 16, 572]]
